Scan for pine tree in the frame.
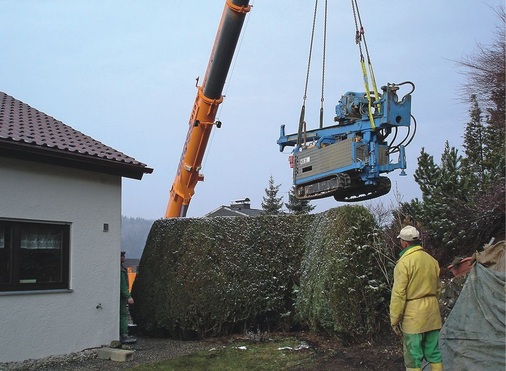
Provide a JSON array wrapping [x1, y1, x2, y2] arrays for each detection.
[[409, 8, 505, 257], [458, 6, 505, 242], [462, 94, 485, 183], [413, 143, 475, 252], [483, 87, 505, 181], [462, 93, 505, 189], [458, 6, 505, 184], [285, 187, 316, 215], [413, 114, 504, 255], [261, 175, 284, 215], [412, 149, 441, 200]]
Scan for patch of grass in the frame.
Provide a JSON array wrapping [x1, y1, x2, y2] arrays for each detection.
[[131, 337, 316, 371]]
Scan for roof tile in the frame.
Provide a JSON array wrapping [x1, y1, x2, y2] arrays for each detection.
[[0, 91, 149, 168]]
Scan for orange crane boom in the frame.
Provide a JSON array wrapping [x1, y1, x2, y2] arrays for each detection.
[[165, 0, 251, 218]]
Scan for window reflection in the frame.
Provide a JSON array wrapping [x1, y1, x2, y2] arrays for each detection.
[[20, 229, 61, 249], [0, 221, 69, 291], [20, 227, 62, 283]]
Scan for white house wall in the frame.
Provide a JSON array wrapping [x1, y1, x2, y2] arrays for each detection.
[[0, 157, 122, 363]]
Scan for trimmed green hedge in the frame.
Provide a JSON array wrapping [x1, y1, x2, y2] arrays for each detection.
[[131, 206, 389, 342], [132, 215, 311, 339], [296, 206, 389, 342]]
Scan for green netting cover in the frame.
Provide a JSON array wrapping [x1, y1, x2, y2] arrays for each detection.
[[440, 252, 506, 371]]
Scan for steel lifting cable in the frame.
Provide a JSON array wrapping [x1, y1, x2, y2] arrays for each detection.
[[319, 0, 328, 129], [297, 0, 319, 148], [351, 0, 379, 129], [353, 0, 380, 104]]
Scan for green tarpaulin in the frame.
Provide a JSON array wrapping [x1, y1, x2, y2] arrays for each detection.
[[440, 242, 505, 371]]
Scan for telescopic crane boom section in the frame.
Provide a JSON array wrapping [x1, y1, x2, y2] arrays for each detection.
[[165, 0, 251, 218]]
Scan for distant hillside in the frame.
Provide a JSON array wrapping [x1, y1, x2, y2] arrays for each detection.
[[121, 216, 155, 259]]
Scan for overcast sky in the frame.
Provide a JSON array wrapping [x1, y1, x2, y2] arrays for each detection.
[[1, 0, 502, 219]]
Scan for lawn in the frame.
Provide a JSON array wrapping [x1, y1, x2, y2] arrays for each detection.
[[131, 337, 316, 371]]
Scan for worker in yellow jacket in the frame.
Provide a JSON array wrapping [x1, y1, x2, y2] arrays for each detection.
[[390, 225, 443, 371]]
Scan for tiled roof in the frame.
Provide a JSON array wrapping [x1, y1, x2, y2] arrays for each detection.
[[0, 91, 152, 179], [205, 204, 262, 217]]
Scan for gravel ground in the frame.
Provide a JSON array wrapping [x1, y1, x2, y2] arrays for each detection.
[[0, 336, 209, 371], [0, 333, 405, 371]]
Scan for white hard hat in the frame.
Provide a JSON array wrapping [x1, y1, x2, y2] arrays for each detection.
[[397, 225, 420, 241]]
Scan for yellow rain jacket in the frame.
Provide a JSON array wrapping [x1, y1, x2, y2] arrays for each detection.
[[390, 245, 442, 334]]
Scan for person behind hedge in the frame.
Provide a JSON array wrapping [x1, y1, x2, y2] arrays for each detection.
[[390, 225, 443, 371], [120, 251, 137, 344]]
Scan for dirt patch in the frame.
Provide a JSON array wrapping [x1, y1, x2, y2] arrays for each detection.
[[284, 332, 404, 370], [202, 331, 404, 370]]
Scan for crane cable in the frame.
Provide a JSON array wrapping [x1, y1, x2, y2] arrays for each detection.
[[297, 0, 318, 148], [320, 0, 328, 129], [351, 0, 379, 129], [297, 0, 327, 148]]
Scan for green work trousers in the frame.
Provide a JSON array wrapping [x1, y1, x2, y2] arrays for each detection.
[[120, 298, 129, 337], [403, 330, 442, 368]]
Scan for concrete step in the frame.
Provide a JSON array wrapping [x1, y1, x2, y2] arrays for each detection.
[[97, 347, 135, 362]]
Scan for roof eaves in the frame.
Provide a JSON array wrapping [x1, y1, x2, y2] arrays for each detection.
[[0, 139, 153, 180]]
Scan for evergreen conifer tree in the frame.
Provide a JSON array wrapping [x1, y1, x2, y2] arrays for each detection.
[[285, 187, 315, 215], [261, 175, 284, 215], [407, 8, 505, 256], [462, 94, 485, 183], [413, 143, 475, 252]]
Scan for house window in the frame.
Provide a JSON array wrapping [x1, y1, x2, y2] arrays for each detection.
[[0, 220, 70, 292]]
